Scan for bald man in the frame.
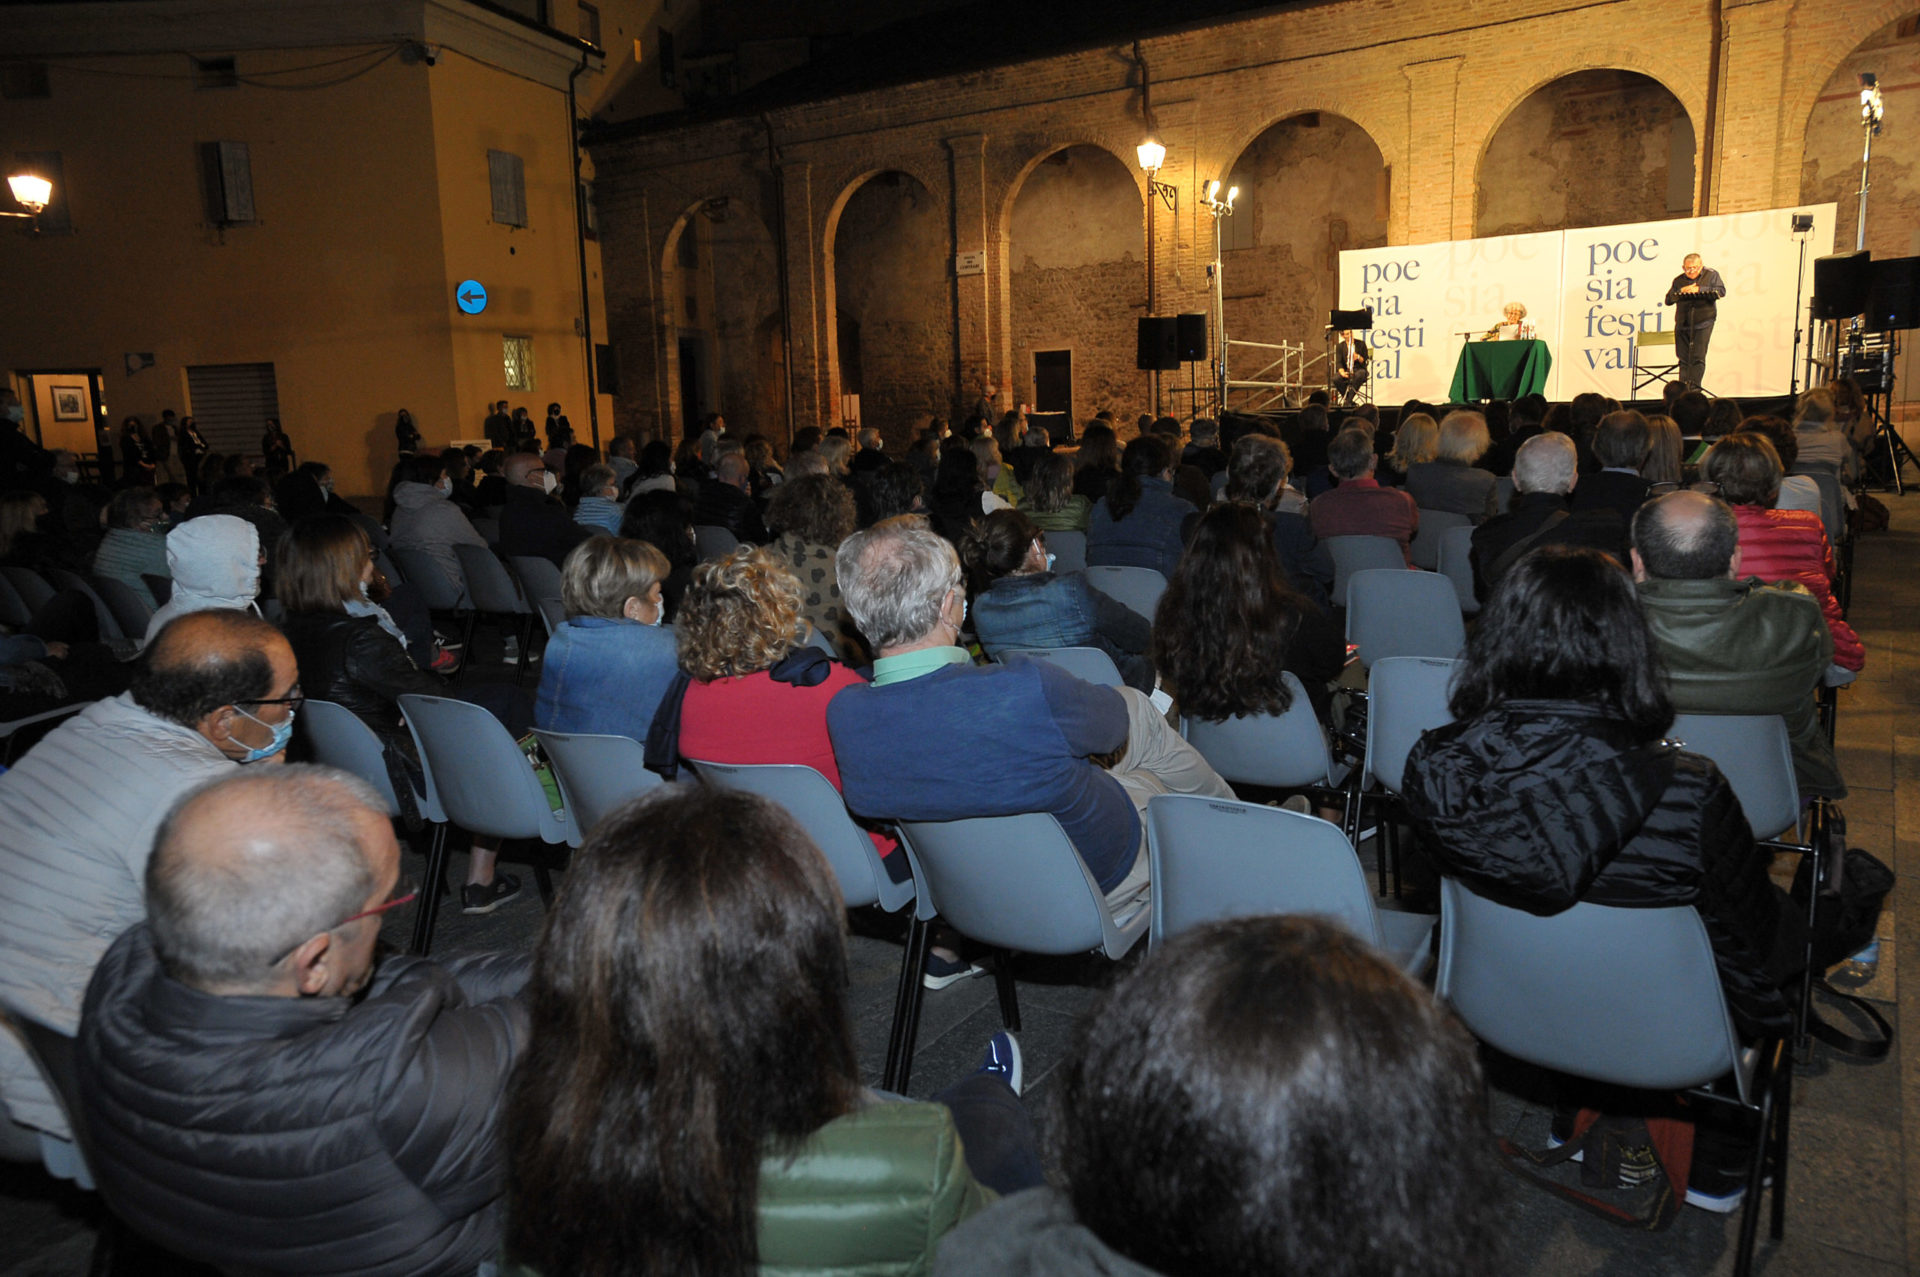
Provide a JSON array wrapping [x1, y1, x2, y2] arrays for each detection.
[[690, 448, 771, 544], [0, 610, 297, 1166], [77, 767, 528, 1277], [1631, 491, 1843, 802], [497, 449, 593, 566]]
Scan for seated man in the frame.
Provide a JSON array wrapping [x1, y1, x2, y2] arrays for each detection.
[[1571, 409, 1654, 528], [1470, 432, 1623, 600], [498, 450, 593, 566], [77, 766, 528, 1276], [1306, 426, 1418, 565], [690, 450, 771, 545], [1632, 491, 1843, 801], [826, 519, 1232, 904], [0, 611, 294, 1165]]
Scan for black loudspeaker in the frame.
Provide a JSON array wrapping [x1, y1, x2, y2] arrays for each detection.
[[1812, 251, 1873, 320], [1867, 256, 1920, 331], [1175, 313, 1208, 361], [1136, 316, 1180, 371]]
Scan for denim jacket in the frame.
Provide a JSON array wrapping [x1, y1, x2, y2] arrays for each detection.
[[533, 616, 679, 741], [971, 572, 1155, 692], [1087, 477, 1196, 578]]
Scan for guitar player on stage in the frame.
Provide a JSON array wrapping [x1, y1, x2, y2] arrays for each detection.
[[1664, 253, 1726, 390]]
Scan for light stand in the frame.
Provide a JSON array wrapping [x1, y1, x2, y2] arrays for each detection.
[[1137, 137, 1178, 416], [1856, 73, 1883, 252], [1200, 178, 1237, 415], [1788, 212, 1814, 396]]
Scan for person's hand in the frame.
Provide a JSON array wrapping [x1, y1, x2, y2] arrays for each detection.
[[1681, 284, 1699, 294]]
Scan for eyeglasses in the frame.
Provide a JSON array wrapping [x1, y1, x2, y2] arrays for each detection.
[[267, 877, 418, 968], [235, 686, 306, 712]]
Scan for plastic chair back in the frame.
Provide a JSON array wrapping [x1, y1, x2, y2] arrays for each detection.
[[1324, 535, 1405, 606], [470, 515, 501, 546], [1495, 475, 1515, 514], [1435, 524, 1479, 614], [533, 728, 662, 843], [804, 624, 837, 656], [399, 694, 571, 844], [1345, 569, 1465, 666], [1180, 673, 1333, 789], [141, 573, 172, 605], [0, 567, 54, 612], [1667, 713, 1801, 842], [1000, 646, 1123, 687], [0, 1005, 96, 1178], [689, 759, 911, 913], [536, 597, 567, 637], [1436, 879, 1746, 1095], [694, 525, 740, 562], [41, 568, 122, 641], [454, 543, 528, 615], [1364, 657, 1460, 793], [388, 546, 467, 610], [507, 556, 564, 611], [1791, 465, 1846, 547], [88, 574, 154, 637], [1083, 565, 1166, 623], [0, 572, 33, 629], [896, 812, 1146, 958], [300, 699, 410, 818], [1410, 509, 1473, 570], [1046, 530, 1088, 573]]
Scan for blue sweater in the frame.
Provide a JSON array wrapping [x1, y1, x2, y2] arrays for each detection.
[[826, 657, 1140, 890]]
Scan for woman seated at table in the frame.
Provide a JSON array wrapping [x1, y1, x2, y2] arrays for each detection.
[[1482, 301, 1528, 339], [534, 534, 678, 742], [964, 509, 1153, 693]]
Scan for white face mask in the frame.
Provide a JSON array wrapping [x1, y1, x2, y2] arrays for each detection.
[[438, 477, 453, 496], [56, 470, 79, 485], [539, 471, 558, 494]]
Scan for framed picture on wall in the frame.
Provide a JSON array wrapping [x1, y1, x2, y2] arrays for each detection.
[[50, 386, 88, 421]]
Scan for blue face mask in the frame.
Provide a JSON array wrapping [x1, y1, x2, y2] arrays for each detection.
[[233, 705, 295, 763]]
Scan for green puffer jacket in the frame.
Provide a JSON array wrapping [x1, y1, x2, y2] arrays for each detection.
[[503, 1099, 993, 1277], [1636, 575, 1843, 799]]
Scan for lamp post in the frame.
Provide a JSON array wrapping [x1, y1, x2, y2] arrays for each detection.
[[1856, 72, 1884, 253], [1137, 137, 1177, 413], [1200, 178, 1237, 414], [3, 172, 51, 225]]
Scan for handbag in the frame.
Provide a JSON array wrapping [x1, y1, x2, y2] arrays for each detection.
[[1791, 810, 1894, 1059]]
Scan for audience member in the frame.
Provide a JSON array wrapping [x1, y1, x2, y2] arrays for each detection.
[[934, 915, 1500, 1277], [851, 426, 890, 475], [604, 434, 638, 489], [535, 535, 677, 744], [77, 766, 529, 1275], [1643, 413, 1686, 491], [1480, 393, 1548, 476], [621, 439, 674, 498], [499, 451, 593, 566], [1223, 433, 1331, 607], [1571, 409, 1653, 526], [92, 487, 171, 610], [571, 463, 624, 535], [1406, 411, 1497, 521], [1022, 452, 1091, 532], [619, 489, 698, 618], [275, 461, 354, 525], [142, 514, 262, 644], [118, 417, 156, 485], [928, 443, 998, 542], [1287, 402, 1332, 476], [1070, 423, 1121, 505], [186, 475, 291, 585], [1732, 416, 1820, 515], [1704, 396, 1746, 440], [1567, 392, 1610, 471], [1307, 426, 1419, 565], [0, 611, 293, 1160], [544, 402, 573, 452], [865, 460, 926, 526], [743, 435, 786, 499], [690, 451, 771, 545], [1087, 435, 1196, 578], [1632, 492, 1843, 800], [1182, 416, 1227, 476], [765, 474, 862, 662], [1671, 389, 1712, 439], [1381, 411, 1437, 488], [696, 412, 727, 466], [1469, 433, 1621, 600], [260, 418, 295, 478], [390, 450, 489, 599]]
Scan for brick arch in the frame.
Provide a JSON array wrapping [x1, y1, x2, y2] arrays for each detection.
[[656, 194, 779, 441], [819, 162, 948, 262], [1211, 103, 1403, 195], [992, 138, 1144, 239], [1782, 2, 1920, 200], [817, 166, 948, 421]]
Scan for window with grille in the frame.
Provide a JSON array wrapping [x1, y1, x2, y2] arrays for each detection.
[[503, 336, 535, 390], [488, 150, 527, 227]]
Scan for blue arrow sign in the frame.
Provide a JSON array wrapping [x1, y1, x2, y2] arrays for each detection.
[[456, 280, 488, 315]]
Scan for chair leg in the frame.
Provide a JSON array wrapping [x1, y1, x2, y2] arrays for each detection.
[[1732, 1051, 1780, 1277], [1769, 1046, 1793, 1241], [410, 825, 450, 956], [533, 855, 555, 909], [993, 951, 1021, 1032], [453, 611, 478, 685], [1388, 817, 1403, 899], [882, 915, 932, 1094], [514, 614, 535, 686]]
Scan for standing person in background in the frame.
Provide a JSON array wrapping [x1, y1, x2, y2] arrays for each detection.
[[150, 412, 187, 487], [696, 412, 727, 467], [260, 418, 294, 479], [1664, 253, 1726, 391], [970, 378, 999, 427], [119, 416, 156, 486], [484, 400, 515, 450], [544, 403, 573, 451], [395, 408, 422, 456], [175, 415, 207, 495]]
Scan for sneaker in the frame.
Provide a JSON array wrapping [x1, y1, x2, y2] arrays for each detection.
[[429, 646, 462, 674], [1829, 938, 1881, 988], [923, 950, 987, 991], [1684, 1176, 1749, 1214], [1280, 795, 1312, 814], [461, 873, 522, 915], [501, 636, 521, 665], [977, 1031, 1023, 1095]]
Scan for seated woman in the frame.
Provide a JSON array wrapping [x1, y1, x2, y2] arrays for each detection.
[[1702, 432, 1863, 675], [277, 514, 521, 913], [570, 463, 624, 534], [1401, 546, 1802, 1043], [92, 487, 171, 610], [1734, 415, 1821, 516], [1087, 435, 1197, 579], [503, 785, 1038, 1277], [534, 534, 677, 742], [934, 915, 1499, 1277], [1791, 387, 1858, 484], [1642, 413, 1686, 493], [622, 438, 677, 498], [1151, 503, 1345, 725], [972, 436, 1023, 508], [1378, 411, 1436, 488], [1022, 452, 1091, 532], [964, 509, 1153, 693], [1406, 411, 1498, 522], [1070, 423, 1121, 506], [617, 488, 697, 619], [764, 473, 863, 663], [927, 445, 999, 543], [1223, 433, 1331, 608]]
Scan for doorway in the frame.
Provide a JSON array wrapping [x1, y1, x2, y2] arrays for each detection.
[[678, 335, 707, 437], [1032, 349, 1073, 444]]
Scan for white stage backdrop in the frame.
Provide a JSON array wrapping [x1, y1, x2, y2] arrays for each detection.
[[1337, 205, 1836, 403]]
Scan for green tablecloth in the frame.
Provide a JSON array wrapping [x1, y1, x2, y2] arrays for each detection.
[[1448, 339, 1553, 401]]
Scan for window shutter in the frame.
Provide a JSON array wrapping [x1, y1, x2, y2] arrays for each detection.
[[488, 149, 527, 227]]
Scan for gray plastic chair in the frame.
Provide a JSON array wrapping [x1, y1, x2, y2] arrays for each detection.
[[687, 759, 912, 915], [1046, 530, 1088, 574], [0, 571, 33, 629], [454, 543, 535, 680], [1146, 794, 1435, 973], [41, 568, 122, 642], [1082, 565, 1166, 623], [1409, 508, 1473, 570], [1790, 461, 1846, 548], [87, 575, 154, 638], [804, 624, 837, 656], [1181, 672, 1342, 793], [1435, 523, 1480, 615], [999, 646, 1124, 687], [0, 566, 54, 613], [887, 812, 1148, 1093], [694, 524, 740, 562], [536, 596, 567, 638], [140, 573, 172, 605], [1435, 879, 1790, 1274], [299, 698, 439, 821], [1345, 568, 1465, 667], [399, 694, 573, 953], [1347, 656, 1460, 893], [1323, 535, 1405, 607], [346, 511, 391, 551], [387, 545, 468, 611], [1667, 713, 1801, 843], [533, 728, 662, 844], [507, 556, 564, 613]]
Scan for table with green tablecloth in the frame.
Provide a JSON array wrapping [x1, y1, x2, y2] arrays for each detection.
[[1448, 339, 1553, 401]]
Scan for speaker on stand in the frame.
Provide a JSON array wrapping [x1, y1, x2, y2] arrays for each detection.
[[1136, 317, 1180, 371]]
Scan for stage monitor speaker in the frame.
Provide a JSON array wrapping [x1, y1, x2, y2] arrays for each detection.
[[1812, 251, 1873, 320], [1867, 256, 1920, 331], [1176, 313, 1208, 361], [1136, 316, 1180, 371]]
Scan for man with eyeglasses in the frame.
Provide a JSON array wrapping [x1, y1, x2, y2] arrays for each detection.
[[0, 610, 298, 1176], [498, 449, 593, 567], [77, 765, 529, 1276]]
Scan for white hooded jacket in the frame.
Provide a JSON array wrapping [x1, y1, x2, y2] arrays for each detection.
[[142, 515, 261, 645]]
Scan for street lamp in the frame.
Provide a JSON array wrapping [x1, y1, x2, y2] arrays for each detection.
[[4, 171, 51, 220], [1138, 137, 1179, 412], [1856, 72, 1883, 252], [1201, 179, 1238, 413]]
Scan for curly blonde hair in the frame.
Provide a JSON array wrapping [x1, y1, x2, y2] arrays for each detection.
[[676, 546, 808, 681]]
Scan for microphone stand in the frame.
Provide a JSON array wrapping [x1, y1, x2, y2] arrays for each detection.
[[1789, 227, 1811, 396]]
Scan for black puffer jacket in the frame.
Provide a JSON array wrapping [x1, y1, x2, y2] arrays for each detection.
[[1401, 699, 1802, 1038], [282, 610, 441, 822], [77, 926, 530, 1276]]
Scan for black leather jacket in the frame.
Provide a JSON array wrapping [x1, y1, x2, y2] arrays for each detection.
[[283, 611, 441, 822], [1401, 699, 1801, 1037]]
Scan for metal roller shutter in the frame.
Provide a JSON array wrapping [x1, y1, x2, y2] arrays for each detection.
[[184, 363, 280, 456]]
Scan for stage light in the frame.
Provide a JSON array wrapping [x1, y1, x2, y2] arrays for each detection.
[[1226, 185, 1239, 209], [5, 172, 50, 216], [1136, 137, 1166, 175], [1859, 73, 1884, 132]]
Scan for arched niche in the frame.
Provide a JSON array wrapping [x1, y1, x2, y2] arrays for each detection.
[[1800, 12, 1920, 259], [1475, 70, 1696, 237], [830, 171, 953, 445], [658, 197, 781, 444]]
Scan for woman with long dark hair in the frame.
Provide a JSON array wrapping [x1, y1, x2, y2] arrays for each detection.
[[927, 444, 1000, 543], [1151, 502, 1344, 723], [504, 785, 1037, 1277], [618, 488, 698, 619], [1086, 434, 1196, 578], [118, 417, 156, 486], [1069, 423, 1120, 505]]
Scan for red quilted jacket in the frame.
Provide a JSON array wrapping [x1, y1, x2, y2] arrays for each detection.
[[1731, 504, 1863, 670]]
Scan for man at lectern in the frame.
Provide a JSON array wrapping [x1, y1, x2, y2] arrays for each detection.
[[1664, 253, 1726, 390], [1333, 330, 1369, 405]]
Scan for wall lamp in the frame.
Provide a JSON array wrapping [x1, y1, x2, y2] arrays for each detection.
[[3, 172, 51, 220], [1136, 136, 1176, 211]]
